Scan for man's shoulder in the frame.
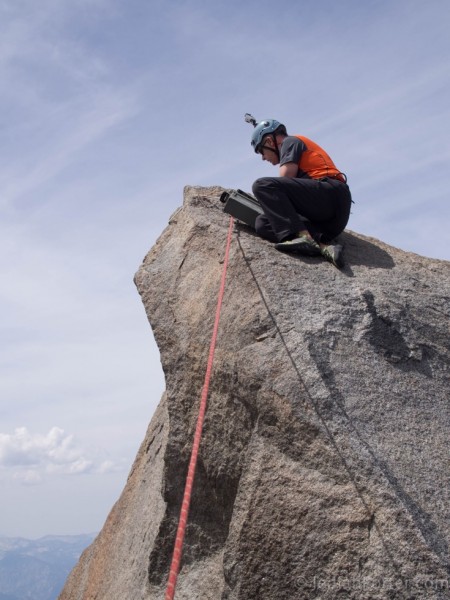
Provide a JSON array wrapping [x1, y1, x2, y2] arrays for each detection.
[[281, 135, 306, 148], [284, 134, 303, 142]]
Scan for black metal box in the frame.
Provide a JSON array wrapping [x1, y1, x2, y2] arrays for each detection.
[[220, 189, 264, 229]]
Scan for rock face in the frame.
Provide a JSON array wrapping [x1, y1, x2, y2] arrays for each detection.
[[59, 186, 450, 600]]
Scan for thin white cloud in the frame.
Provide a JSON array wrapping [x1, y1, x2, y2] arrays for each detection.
[[1, 91, 140, 208], [0, 0, 140, 208], [0, 427, 117, 484]]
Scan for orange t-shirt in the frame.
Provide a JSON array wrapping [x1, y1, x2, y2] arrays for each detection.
[[281, 135, 346, 182]]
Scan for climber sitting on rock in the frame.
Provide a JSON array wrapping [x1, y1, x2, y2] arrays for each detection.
[[245, 114, 352, 268]]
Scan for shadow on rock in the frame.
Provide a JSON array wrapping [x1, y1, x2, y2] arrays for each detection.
[[233, 223, 395, 273], [339, 231, 395, 270]]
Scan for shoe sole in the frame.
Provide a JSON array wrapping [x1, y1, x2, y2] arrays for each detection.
[[275, 241, 321, 256]]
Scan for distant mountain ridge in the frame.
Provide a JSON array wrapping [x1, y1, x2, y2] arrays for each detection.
[[0, 534, 95, 600]]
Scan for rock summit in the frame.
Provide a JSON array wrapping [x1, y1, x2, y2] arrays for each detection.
[[59, 186, 450, 599]]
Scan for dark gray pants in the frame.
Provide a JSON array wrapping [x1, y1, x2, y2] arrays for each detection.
[[252, 176, 352, 244]]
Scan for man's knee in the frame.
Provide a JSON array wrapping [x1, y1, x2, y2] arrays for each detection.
[[252, 177, 274, 197]]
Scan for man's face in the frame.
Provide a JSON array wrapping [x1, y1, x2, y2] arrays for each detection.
[[259, 136, 279, 165]]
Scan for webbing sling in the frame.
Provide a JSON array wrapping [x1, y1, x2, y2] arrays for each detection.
[[164, 216, 234, 600]]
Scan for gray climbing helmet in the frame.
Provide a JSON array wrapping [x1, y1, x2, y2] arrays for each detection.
[[245, 113, 284, 153]]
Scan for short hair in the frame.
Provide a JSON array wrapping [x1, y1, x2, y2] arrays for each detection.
[[275, 124, 288, 136]]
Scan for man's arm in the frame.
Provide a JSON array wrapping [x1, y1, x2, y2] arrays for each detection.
[[279, 162, 298, 177], [278, 136, 305, 177]]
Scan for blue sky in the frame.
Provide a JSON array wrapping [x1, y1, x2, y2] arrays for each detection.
[[1, 0, 449, 538]]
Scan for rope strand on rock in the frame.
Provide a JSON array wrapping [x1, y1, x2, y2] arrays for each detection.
[[164, 216, 234, 600]]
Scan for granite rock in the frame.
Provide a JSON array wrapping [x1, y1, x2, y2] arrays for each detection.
[[59, 186, 450, 600]]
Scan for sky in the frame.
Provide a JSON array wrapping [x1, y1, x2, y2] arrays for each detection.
[[1, 0, 449, 539]]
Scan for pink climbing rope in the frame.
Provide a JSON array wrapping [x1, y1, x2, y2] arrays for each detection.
[[164, 216, 234, 600]]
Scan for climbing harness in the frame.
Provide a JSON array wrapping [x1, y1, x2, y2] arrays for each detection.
[[164, 216, 234, 600]]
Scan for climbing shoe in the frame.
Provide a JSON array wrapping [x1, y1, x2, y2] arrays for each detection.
[[275, 235, 321, 256], [321, 244, 344, 268]]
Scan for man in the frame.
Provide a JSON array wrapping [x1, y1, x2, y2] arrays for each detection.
[[245, 114, 352, 268]]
